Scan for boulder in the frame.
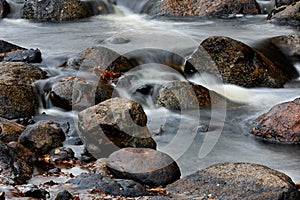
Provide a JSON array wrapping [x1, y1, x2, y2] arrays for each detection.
[[275, 0, 298, 7], [0, 40, 25, 54], [0, 62, 46, 119], [22, 0, 114, 22], [0, 141, 32, 185], [251, 97, 300, 144], [7, 141, 34, 167], [77, 97, 156, 158], [167, 162, 300, 199], [50, 76, 113, 111], [68, 173, 148, 197], [267, 2, 300, 26], [19, 120, 66, 155], [195, 36, 290, 87], [0, 117, 25, 143], [0, 0, 10, 18], [107, 148, 181, 187], [156, 81, 228, 110], [55, 190, 73, 200]]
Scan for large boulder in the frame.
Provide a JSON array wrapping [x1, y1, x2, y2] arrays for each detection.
[[250, 97, 300, 144], [0, 62, 46, 119], [21, 0, 114, 22], [106, 148, 181, 187], [77, 97, 156, 158], [275, 0, 298, 7], [0, 141, 32, 185], [18, 120, 66, 155], [267, 2, 300, 26], [167, 162, 300, 199], [0, 117, 25, 143], [0, 0, 10, 18], [192, 36, 291, 88]]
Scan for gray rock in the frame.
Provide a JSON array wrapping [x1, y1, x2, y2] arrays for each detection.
[[167, 162, 300, 199], [107, 148, 181, 187], [19, 120, 66, 155], [275, 0, 298, 7], [268, 2, 300, 26]]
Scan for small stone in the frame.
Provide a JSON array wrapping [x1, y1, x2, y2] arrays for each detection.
[[55, 190, 73, 200]]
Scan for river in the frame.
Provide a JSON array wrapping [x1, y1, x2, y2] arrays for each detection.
[[1, 1, 300, 183]]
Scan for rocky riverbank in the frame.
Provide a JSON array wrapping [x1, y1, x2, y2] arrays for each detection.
[[0, 0, 300, 199]]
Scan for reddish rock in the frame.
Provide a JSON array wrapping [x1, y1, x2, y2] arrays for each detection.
[[251, 97, 300, 144], [106, 148, 181, 187]]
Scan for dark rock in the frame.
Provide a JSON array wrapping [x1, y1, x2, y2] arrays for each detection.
[[50, 147, 74, 161], [7, 141, 34, 167], [55, 190, 73, 200], [17, 184, 49, 199], [19, 120, 66, 155], [196, 36, 290, 88], [3, 49, 42, 63], [50, 76, 113, 111], [251, 97, 300, 144], [78, 97, 156, 158], [0, 191, 4, 200], [0, 141, 32, 185], [267, 2, 300, 26], [64, 137, 83, 145], [0, 117, 25, 143], [0, 0, 10, 18], [107, 148, 181, 187], [68, 173, 148, 197], [22, 0, 109, 22], [275, 0, 298, 7], [83, 0, 115, 15], [156, 81, 228, 110], [0, 40, 25, 55], [167, 162, 300, 199]]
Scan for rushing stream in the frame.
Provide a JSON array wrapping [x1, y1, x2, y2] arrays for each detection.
[[1, 1, 300, 183]]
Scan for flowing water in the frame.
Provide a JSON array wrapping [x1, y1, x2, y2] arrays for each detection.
[[1, 2, 300, 182]]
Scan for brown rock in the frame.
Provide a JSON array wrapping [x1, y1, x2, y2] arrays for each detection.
[[78, 97, 156, 158], [268, 2, 300, 26], [197, 36, 290, 87], [275, 0, 298, 7], [106, 148, 181, 187], [0, 117, 25, 143], [7, 141, 34, 167], [167, 162, 300, 199], [251, 97, 300, 144]]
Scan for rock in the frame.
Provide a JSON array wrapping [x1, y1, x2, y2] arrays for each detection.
[[21, 0, 113, 22], [196, 36, 290, 88], [0, 40, 25, 55], [0, 62, 46, 119], [0, 117, 25, 143], [0, 141, 32, 185], [250, 97, 300, 144], [90, 158, 110, 176], [50, 147, 74, 162], [107, 148, 181, 187], [156, 81, 228, 110], [267, 2, 300, 26], [16, 184, 49, 199], [7, 141, 34, 167], [275, 0, 298, 7], [68, 173, 148, 197], [167, 162, 300, 199], [50, 76, 113, 111], [0, 0, 10, 18], [55, 190, 73, 200], [78, 97, 156, 158], [19, 120, 66, 155]]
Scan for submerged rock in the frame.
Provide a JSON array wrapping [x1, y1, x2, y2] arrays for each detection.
[[267, 2, 300, 26], [78, 98, 156, 158], [251, 97, 300, 144], [0, 0, 10, 18], [0, 141, 32, 185], [107, 148, 181, 187], [0, 117, 24, 143], [68, 173, 148, 197], [196, 36, 290, 88], [167, 162, 300, 199], [19, 120, 66, 155]]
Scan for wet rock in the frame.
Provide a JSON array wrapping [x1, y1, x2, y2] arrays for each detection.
[[0, 0, 10, 18], [0, 117, 24, 143], [90, 158, 110, 176], [107, 148, 181, 187], [22, 0, 113, 22], [3, 49, 42, 63], [267, 2, 300, 26], [167, 162, 300, 199], [156, 81, 227, 110], [0, 141, 32, 185], [275, 0, 298, 7], [0, 191, 4, 200], [78, 97, 156, 158], [50, 147, 74, 162], [19, 120, 66, 155], [7, 141, 34, 167], [16, 184, 49, 199], [251, 97, 300, 144], [50, 76, 113, 111], [197, 36, 290, 88], [68, 173, 148, 197], [55, 190, 73, 200], [0, 40, 25, 55]]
